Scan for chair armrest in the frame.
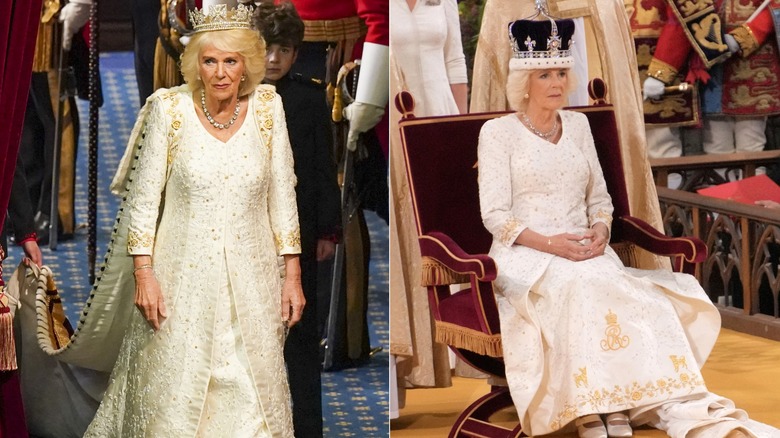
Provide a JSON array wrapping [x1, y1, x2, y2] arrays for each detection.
[[419, 232, 497, 282], [614, 216, 707, 264]]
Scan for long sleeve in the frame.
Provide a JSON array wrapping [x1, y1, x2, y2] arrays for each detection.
[[443, 0, 468, 85], [731, 5, 777, 57], [478, 120, 525, 247], [6, 153, 36, 243], [125, 97, 168, 255], [267, 94, 302, 255], [356, 0, 389, 46], [577, 115, 614, 230], [312, 91, 341, 239], [646, 4, 693, 84]]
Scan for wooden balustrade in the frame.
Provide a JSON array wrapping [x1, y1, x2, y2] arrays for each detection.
[[650, 150, 780, 190], [656, 186, 780, 340]]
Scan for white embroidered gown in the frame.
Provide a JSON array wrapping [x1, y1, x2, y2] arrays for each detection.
[[477, 111, 733, 436], [76, 86, 299, 437]]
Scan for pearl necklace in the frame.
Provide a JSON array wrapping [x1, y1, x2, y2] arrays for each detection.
[[519, 112, 559, 140], [200, 89, 240, 130]]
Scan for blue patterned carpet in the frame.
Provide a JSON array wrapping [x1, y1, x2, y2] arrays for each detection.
[[3, 51, 389, 436]]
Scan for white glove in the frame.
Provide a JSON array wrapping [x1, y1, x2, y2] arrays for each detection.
[[343, 102, 385, 151], [343, 43, 389, 151], [59, 0, 91, 51], [643, 76, 666, 100], [724, 33, 740, 55]]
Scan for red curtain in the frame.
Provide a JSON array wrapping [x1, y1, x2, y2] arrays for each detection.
[[0, 0, 45, 233]]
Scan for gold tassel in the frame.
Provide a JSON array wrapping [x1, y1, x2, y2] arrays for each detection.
[[0, 293, 17, 371], [435, 321, 503, 358], [611, 242, 639, 268], [421, 257, 470, 286]]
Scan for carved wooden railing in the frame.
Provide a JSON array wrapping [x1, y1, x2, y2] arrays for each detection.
[[657, 186, 780, 340], [650, 150, 780, 190]]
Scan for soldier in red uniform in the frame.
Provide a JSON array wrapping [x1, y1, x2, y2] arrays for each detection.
[[289, 0, 389, 154], [643, 0, 780, 166]]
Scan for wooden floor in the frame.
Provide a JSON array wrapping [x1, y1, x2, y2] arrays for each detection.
[[390, 329, 780, 437]]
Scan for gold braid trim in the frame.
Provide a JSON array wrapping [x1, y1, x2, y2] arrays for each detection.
[[435, 321, 503, 358], [43, 278, 71, 350], [730, 25, 759, 58], [421, 256, 470, 286], [302, 16, 366, 42], [646, 58, 679, 85]]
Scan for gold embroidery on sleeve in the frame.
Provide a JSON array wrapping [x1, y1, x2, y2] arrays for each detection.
[[127, 230, 154, 251], [255, 88, 275, 149], [274, 229, 301, 252], [589, 210, 613, 228], [499, 218, 520, 245], [600, 309, 630, 351], [161, 91, 182, 168]]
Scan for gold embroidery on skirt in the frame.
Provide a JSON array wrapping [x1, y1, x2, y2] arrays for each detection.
[[600, 309, 630, 351]]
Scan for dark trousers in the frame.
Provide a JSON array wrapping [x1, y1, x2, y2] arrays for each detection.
[[284, 255, 323, 437], [19, 74, 55, 219], [132, 0, 160, 105]]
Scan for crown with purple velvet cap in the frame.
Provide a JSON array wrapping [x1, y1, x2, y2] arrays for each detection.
[[509, 18, 575, 71]]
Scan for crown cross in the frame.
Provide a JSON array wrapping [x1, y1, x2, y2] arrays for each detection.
[[524, 36, 536, 52], [188, 4, 253, 33]]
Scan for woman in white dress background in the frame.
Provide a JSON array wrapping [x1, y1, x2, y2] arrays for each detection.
[[478, 17, 755, 438], [32, 5, 304, 437], [388, 0, 469, 418]]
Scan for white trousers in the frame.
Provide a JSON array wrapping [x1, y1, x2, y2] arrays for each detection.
[[703, 116, 767, 155]]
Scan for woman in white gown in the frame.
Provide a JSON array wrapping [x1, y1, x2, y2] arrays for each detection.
[[389, 0, 469, 416], [34, 5, 303, 437], [478, 18, 755, 438]]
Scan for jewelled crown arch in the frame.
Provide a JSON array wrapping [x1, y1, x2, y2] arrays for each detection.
[[508, 2, 575, 71]]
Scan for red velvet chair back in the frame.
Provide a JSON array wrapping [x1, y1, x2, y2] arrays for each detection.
[[575, 106, 631, 220], [398, 112, 507, 255]]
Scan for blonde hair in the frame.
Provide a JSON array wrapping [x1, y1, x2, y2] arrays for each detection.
[[506, 68, 578, 112], [180, 28, 266, 97]]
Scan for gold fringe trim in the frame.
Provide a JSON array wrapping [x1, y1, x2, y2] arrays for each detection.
[[611, 242, 639, 268], [435, 321, 503, 358], [421, 257, 470, 286], [0, 300, 16, 371]]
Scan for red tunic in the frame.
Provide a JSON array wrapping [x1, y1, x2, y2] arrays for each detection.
[[648, 0, 780, 116]]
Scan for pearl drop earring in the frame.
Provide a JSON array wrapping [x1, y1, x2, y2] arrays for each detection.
[[524, 93, 529, 99]]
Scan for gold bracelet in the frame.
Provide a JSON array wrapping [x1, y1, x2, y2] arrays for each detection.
[[133, 264, 153, 274]]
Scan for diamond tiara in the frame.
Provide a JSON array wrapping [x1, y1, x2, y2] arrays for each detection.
[[188, 4, 253, 33]]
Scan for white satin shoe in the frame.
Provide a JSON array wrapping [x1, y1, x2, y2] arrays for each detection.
[[576, 414, 607, 438], [605, 412, 633, 437]]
